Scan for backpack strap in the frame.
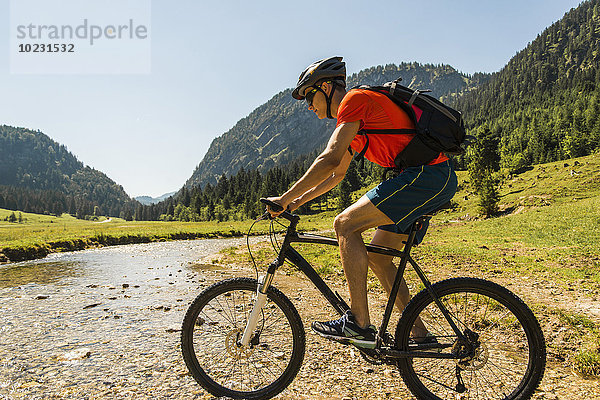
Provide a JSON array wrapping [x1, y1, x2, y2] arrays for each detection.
[[352, 128, 417, 165], [353, 130, 369, 167]]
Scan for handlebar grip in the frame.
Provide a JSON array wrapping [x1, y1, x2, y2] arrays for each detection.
[[260, 198, 284, 212], [259, 198, 299, 223]]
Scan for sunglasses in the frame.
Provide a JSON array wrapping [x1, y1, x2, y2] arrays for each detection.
[[305, 86, 319, 107]]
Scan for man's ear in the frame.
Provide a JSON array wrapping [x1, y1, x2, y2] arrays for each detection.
[[321, 81, 333, 95]]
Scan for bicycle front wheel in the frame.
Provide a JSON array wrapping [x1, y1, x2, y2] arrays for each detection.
[[395, 277, 546, 400], [181, 277, 306, 399]]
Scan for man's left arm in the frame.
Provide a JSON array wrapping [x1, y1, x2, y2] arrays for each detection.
[[287, 149, 353, 211]]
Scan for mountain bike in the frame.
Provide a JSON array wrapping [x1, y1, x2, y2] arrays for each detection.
[[181, 199, 546, 399]]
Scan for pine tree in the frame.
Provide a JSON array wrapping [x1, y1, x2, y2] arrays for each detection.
[[477, 172, 500, 217], [337, 178, 352, 212]]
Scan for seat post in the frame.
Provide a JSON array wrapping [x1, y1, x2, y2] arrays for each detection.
[[403, 216, 427, 255]]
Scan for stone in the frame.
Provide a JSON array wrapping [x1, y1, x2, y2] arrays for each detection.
[[59, 348, 92, 361]]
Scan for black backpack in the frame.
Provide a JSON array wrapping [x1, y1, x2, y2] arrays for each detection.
[[354, 78, 467, 169]]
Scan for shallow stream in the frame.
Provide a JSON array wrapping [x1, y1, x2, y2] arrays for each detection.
[[0, 238, 261, 399]]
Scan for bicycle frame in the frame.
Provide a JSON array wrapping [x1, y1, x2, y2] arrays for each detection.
[[241, 211, 466, 360]]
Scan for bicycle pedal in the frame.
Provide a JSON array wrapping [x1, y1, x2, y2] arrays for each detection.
[[358, 348, 384, 365]]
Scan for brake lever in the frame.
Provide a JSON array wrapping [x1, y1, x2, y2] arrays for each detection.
[[256, 210, 273, 222]]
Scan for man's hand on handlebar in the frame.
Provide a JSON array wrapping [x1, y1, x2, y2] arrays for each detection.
[[259, 198, 301, 223], [264, 197, 288, 218]]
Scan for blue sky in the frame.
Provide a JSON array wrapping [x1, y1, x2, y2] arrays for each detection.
[[0, 0, 584, 197]]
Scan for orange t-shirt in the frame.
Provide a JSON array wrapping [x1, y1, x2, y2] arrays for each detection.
[[336, 89, 448, 168]]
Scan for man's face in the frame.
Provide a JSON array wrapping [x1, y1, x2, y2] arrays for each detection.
[[306, 83, 328, 119]]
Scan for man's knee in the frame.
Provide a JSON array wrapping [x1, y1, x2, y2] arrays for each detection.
[[333, 212, 352, 237]]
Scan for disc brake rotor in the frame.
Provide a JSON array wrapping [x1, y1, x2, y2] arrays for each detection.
[[225, 329, 256, 360], [457, 342, 489, 371]]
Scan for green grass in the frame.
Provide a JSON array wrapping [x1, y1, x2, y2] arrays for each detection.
[[396, 154, 600, 287], [256, 154, 600, 287], [575, 348, 600, 377], [0, 209, 337, 248]]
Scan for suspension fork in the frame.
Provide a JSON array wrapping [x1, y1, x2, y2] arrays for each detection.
[[239, 268, 275, 346], [239, 217, 298, 347]]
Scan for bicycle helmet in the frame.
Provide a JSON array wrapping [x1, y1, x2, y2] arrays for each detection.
[[292, 56, 346, 119]]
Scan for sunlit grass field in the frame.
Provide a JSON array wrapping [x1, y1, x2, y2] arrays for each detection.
[[230, 154, 600, 285], [0, 207, 337, 261]]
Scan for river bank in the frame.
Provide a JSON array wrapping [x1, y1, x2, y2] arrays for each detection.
[[0, 208, 335, 264], [0, 230, 244, 264]]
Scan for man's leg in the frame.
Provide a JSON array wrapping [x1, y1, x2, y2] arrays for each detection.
[[332, 195, 395, 329], [367, 229, 428, 337]]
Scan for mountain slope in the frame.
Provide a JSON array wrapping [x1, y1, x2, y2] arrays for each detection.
[[453, 0, 600, 169], [186, 63, 487, 188], [0, 125, 136, 217]]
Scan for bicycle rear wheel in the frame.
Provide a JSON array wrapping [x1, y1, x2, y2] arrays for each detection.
[[181, 277, 305, 399], [395, 277, 546, 400]]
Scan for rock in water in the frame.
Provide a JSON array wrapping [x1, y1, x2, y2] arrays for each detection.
[[59, 348, 92, 361]]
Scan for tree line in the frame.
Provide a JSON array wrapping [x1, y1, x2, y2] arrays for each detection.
[[132, 151, 379, 222]]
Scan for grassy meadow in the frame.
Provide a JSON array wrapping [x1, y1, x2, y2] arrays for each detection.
[[0, 206, 336, 262]]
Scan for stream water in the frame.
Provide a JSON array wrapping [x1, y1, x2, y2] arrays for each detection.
[[0, 238, 261, 399]]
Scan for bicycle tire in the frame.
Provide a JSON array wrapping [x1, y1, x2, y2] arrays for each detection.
[[181, 277, 306, 399], [395, 277, 546, 400]]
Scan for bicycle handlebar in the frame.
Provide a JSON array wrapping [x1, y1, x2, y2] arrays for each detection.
[[259, 198, 299, 223]]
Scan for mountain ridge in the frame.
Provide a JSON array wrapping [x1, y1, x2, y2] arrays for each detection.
[[135, 192, 177, 205], [185, 63, 488, 189]]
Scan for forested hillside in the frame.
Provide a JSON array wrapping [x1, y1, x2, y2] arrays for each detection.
[[454, 0, 600, 171], [186, 63, 486, 189], [0, 125, 137, 218]]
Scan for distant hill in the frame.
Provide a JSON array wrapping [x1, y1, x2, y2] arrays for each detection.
[[0, 125, 137, 218], [453, 0, 600, 170], [135, 191, 176, 205], [185, 63, 488, 189]]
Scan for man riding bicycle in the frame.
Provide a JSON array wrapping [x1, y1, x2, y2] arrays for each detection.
[[267, 56, 457, 349]]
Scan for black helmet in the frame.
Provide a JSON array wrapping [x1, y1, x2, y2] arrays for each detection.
[[292, 56, 346, 100]]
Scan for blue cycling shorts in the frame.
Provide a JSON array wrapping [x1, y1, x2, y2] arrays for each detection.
[[366, 160, 457, 244]]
